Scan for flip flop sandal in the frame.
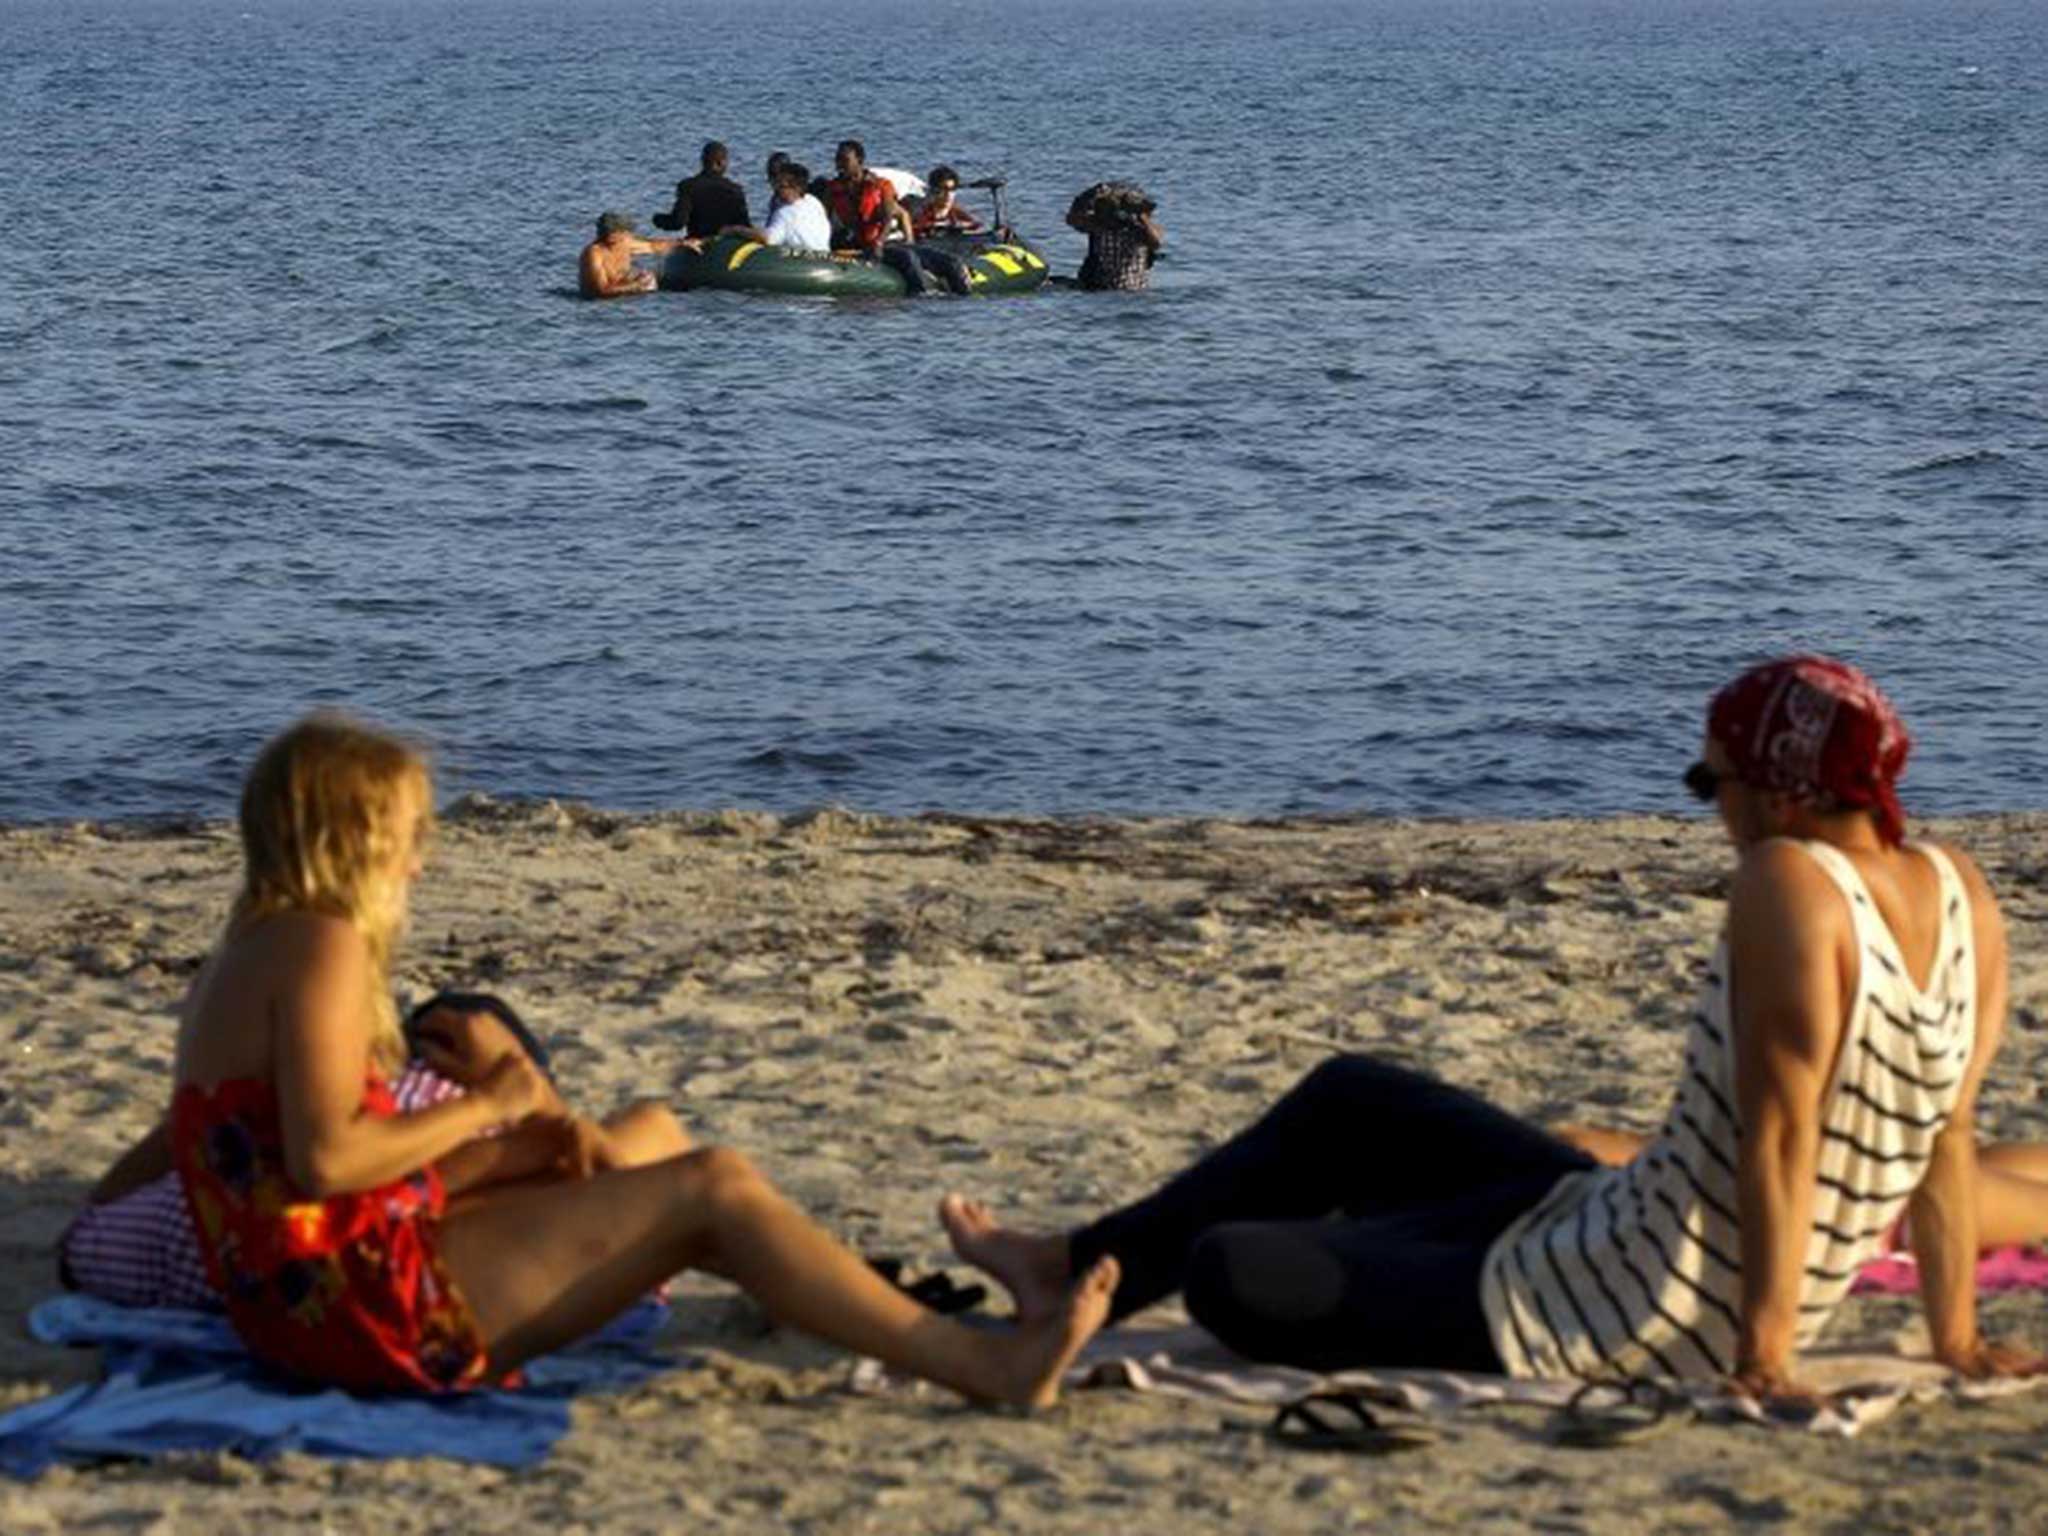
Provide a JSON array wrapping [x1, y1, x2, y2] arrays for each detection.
[[904, 1272, 989, 1317], [866, 1256, 989, 1317], [1554, 1378, 1690, 1448], [1268, 1390, 1438, 1455]]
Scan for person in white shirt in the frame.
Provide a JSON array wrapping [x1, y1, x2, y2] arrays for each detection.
[[723, 163, 831, 253]]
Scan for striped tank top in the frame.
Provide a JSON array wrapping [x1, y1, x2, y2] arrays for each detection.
[[1479, 839, 1976, 1380]]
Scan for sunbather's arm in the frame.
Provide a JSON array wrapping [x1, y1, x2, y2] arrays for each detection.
[[1910, 847, 2045, 1378], [435, 1116, 593, 1196], [272, 916, 550, 1196], [87, 1118, 174, 1205], [1727, 842, 1844, 1400]]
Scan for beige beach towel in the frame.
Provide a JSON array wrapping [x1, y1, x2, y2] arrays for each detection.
[[1059, 1320, 2044, 1439], [853, 1314, 2045, 1438]]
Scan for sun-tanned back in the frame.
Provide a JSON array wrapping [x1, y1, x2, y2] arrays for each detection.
[[1831, 842, 1947, 989], [173, 913, 365, 1089]]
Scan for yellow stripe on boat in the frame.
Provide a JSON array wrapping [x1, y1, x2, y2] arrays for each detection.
[[980, 250, 1024, 277], [1015, 248, 1046, 270], [727, 242, 763, 272]]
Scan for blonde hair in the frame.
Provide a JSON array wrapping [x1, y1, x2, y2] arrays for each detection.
[[232, 713, 433, 1069]]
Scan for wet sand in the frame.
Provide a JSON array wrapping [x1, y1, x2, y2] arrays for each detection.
[[5, 803, 2048, 1532]]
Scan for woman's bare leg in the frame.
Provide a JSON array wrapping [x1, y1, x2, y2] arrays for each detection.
[[601, 1101, 691, 1165], [436, 1146, 1117, 1407], [1979, 1142, 2048, 1185], [1971, 1150, 2048, 1249], [1546, 1124, 1648, 1168]]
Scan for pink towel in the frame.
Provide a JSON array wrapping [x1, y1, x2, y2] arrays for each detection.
[[1852, 1245, 2048, 1296]]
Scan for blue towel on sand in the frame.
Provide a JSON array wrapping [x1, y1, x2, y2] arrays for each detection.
[[0, 1294, 680, 1478]]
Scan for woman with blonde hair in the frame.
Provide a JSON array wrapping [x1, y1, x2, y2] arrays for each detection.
[[171, 713, 1115, 1402]]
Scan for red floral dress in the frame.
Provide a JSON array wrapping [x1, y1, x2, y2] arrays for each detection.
[[170, 1074, 502, 1394]]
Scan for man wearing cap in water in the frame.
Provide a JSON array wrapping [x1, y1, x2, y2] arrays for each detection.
[[578, 211, 684, 300]]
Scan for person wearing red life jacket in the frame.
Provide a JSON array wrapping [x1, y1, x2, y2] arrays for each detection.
[[824, 139, 968, 296]]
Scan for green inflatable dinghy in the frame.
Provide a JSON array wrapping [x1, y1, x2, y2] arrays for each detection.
[[660, 234, 1049, 299]]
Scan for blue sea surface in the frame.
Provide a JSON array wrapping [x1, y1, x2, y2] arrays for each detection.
[[2, 0, 2044, 822]]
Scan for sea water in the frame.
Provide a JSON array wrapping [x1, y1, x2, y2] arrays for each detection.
[[2, 0, 2044, 822]]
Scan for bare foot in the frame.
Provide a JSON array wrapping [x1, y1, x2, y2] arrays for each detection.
[[939, 1193, 1075, 1325], [989, 1256, 1120, 1410]]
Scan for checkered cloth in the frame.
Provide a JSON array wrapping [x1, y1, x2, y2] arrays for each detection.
[[60, 1066, 465, 1311]]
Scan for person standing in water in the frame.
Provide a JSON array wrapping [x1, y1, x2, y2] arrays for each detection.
[[1065, 182, 1163, 291], [578, 212, 682, 299]]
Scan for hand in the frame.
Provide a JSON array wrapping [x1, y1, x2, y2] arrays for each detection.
[[530, 1114, 614, 1179], [1936, 1337, 2048, 1379], [474, 1050, 551, 1124]]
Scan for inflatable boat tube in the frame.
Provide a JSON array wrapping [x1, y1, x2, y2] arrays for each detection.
[[661, 235, 1052, 299], [941, 237, 1052, 296], [661, 237, 908, 297]]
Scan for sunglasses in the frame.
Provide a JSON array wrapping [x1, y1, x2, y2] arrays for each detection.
[[1683, 761, 1722, 802]]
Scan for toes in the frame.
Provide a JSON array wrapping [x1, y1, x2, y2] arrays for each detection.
[[942, 1195, 993, 1237]]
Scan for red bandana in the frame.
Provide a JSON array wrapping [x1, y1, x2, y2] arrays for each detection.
[[1706, 656, 1912, 845]]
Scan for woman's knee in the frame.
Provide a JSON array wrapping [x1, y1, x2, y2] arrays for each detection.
[[1295, 1052, 1409, 1107], [608, 1101, 691, 1164], [1184, 1224, 1348, 1362], [673, 1145, 775, 1223]]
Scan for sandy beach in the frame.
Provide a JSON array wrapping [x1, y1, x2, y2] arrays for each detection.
[[6, 802, 2048, 1533]]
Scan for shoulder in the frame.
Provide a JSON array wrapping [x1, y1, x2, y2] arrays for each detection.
[[1917, 837, 1994, 902], [238, 909, 370, 980], [1730, 835, 1831, 892], [1918, 838, 2006, 949], [1727, 838, 1850, 943]]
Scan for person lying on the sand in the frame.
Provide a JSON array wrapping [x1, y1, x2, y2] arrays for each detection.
[[1549, 1122, 2048, 1255], [164, 714, 1114, 1402], [941, 656, 2048, 1409], [61, 992, 687, 1310]]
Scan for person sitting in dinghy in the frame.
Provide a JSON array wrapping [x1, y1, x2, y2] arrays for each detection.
[[722, 163, 832, 254]]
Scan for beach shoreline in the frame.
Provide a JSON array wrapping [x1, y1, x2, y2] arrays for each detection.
[[6, 804, 2048, 1531]]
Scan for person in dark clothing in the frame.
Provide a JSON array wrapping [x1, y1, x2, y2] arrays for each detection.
[[935, 655, 2047, 1408], [653, 141, 751, 240]]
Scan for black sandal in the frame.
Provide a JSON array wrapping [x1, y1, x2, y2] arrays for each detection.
[[1268, 1390, 1437, 1454], [866, 1256, 989, 1317], [1554, 1377, 1689, 1447]]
